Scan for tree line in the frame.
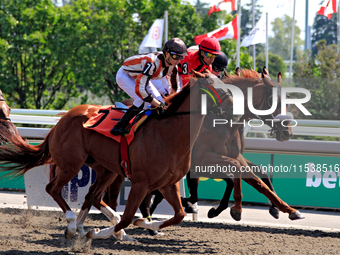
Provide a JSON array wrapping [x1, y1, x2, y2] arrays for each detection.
[[1, 0, 339, 123]]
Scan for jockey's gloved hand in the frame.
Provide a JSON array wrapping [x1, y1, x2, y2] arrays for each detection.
[[156, 102, 166, 115], [162, 93, 169, 98]]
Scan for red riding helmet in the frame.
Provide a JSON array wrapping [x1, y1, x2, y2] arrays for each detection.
[[199, 37, 221, 55]]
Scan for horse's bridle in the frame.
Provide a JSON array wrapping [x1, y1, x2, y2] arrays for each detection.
[[209, 88, 234, 119], [243, 80, 284, 135], [153, 83, 233, 119]]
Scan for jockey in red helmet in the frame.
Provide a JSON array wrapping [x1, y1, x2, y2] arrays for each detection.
[[199, 37, 222, 55], [176, 37, 222, 88]]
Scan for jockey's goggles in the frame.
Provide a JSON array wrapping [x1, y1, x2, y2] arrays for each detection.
[[204, 51, 217, 59], [212, 65, 225, 72], [170, 53, 184, 60]]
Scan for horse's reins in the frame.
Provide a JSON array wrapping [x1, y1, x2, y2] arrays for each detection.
[[110, 106, 198, 116], [111, 84, 233, 118]]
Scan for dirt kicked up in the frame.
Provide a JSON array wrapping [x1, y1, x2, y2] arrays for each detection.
[[0, 208, 339, 255]]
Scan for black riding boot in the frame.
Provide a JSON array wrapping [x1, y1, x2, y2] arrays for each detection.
[[110, 106, 139, 135]]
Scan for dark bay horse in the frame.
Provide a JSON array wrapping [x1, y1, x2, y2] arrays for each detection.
[[0, 73, 234, 241]]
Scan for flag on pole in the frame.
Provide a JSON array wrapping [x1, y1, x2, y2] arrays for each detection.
[[240, 15, 266, 47], [194, 16, 238, 45], [207, 0, 236, 16], [317, 0, 337, 19], [139, 19, 164, 54]]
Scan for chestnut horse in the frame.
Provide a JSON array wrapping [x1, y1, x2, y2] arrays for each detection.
[[0, 73, 234, 241], [105, 70, 304, 233], [188, 69, 304, 221], [183, 69, 290, 219]]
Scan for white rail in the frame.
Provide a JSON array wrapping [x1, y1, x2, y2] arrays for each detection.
[[11, 109, 67, 116], [9, 108, 340, 141], [244, 119, 340, 137]]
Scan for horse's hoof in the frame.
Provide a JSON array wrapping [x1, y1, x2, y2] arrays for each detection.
[[289, 211, 305, 220], [64, 227, 75, 239], [148, 229, 164, 236], [184, 202, 198, 214], [269, 207, 280, 219], [230, 207, 241, 221], [208, 207, 222, 218], [148, 229, 159, 236], [85, 230, 94, 239]]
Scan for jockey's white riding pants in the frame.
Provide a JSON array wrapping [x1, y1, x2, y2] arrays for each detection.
[[116, 67, 166, 109], [153, 76, 183, 94]]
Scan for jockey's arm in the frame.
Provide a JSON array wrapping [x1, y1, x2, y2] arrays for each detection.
[[143, 94, 162, 108]]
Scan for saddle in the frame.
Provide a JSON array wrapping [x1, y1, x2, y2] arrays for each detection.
[[83, 105, 153, 179], [83, 105, 151, 144]]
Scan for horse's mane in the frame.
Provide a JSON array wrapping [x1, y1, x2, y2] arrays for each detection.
[[229, 69, 261, 79], [163, 82, 192, 113], [222, 69, 263, 90]]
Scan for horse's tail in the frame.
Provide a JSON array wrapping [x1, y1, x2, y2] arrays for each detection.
[[0, 121, 53, 179]]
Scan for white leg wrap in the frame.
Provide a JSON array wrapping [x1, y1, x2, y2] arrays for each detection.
[[138, 219, 164, 231], [65, 210, 77, 236], [76, 208, 89, 238], [113, 229, 137, 242], [88, 227, 137, 241], [91, 226, 116, 239], [100, 206, 121, 225]]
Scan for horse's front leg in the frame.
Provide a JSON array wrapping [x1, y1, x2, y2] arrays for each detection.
[[239, 155, 305, 221], [246, 159, 280, 219], [113, 181, 149, 236], [76, 174, 121, 238], [82, 167, 136, 241], [103, 174, 125, 211], [133, 182, 185, 230], [46, 167, 79, 239], [208, 175, 234, 218], [193, 151, 243, 221], [139, 192, 163, 236], [230, 154, 254, 221], [230, 173, 242, 221], [181, 172, 199, 213]]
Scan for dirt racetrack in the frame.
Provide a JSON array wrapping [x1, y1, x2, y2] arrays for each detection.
[[0, 208, 339, 255]]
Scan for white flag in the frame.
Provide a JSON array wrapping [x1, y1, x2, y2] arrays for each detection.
[[240, 15, 266, 47], [139, 19, 164, 54]]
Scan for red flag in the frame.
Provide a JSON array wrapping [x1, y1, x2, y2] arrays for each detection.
[[208, 0, 236, 16], [317, 0, 337, 19], [194, 16, 238, 45]]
